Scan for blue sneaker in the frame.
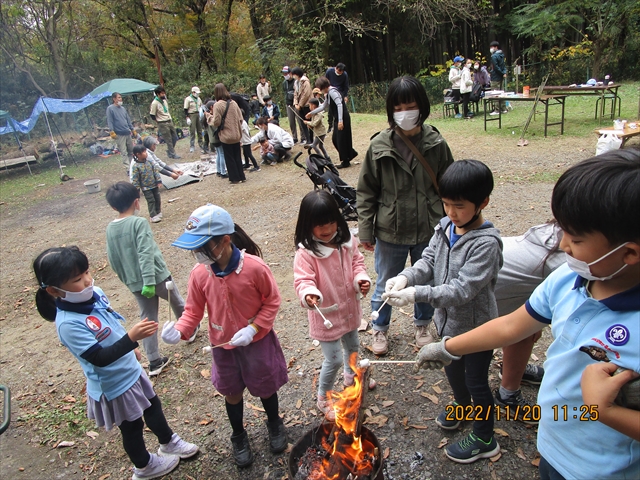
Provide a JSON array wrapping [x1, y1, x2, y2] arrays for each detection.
[[445, 432, 500, 464], [435, 401, 467, 430], [454, 113, 463, 119]]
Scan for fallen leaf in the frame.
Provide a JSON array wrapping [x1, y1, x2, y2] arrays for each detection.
[[530, 353, 539, 361], [86, 431, 99, 439], [383, 447, 390, 459], [401, 416, 408, 427], [296, 399, 302, 409], [490, 452, 502, 462], [420, 392, 439, 404], [98, 475, 111, 480], [288, 357, 296, 368], [409, 424, 428, 430], [200, 369, 210, 379], [493, 428, 509, 437], [437, 437, 448, 449], [516, 447, 527, 461], [246, 402, 265, 412], [432, 385, 442, 394], [531, 457, 541, 467], [63, 395, 76, 403], [381, 400, 395, 408], [415, 380, 424, 389], [199, 419, 212, 426], [370, 405, 380, 414], [56, 441, 75, 448], [358, 318, 369, 331]]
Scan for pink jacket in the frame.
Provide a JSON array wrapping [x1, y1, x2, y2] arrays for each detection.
[[294, 237, 371, 342], [175, 252, 281, 349]]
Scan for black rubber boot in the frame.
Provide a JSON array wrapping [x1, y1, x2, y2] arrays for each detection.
[[230, 430, 254, 467], [336, 162, 351, 169], [265, 418, 287, 453]]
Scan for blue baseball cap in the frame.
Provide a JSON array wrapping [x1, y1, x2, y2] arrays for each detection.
[[453, 56, 465, 63], [172, 204, 235, 250]]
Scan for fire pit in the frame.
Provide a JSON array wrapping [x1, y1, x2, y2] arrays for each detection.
[[288, 354, 383, 480]]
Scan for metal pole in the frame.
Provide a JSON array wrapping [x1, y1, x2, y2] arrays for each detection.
[[42, 108, 65, 178], [7, 118, 33, 175]]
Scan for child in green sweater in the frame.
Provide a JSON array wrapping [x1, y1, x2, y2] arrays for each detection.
[[105, 181, 198, 376]]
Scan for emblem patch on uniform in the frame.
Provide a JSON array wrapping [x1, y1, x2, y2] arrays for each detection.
[[101, 295, 109, 304], [86, 316, 102, 331], [606, 324, 629, 346], [95, 327, 112, 342]]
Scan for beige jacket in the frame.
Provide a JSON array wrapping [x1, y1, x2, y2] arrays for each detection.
[[294, 75, 312, 109], [256, 81, 271, 105], [210, 99, 243, 144]]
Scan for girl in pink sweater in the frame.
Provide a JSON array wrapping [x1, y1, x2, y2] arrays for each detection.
[[293, 190, 372, 420], [161, 204, 288, 468]]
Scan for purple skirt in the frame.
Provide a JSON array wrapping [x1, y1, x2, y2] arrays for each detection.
[[87, 371, 156, 431], [211, 329, 289, 398]]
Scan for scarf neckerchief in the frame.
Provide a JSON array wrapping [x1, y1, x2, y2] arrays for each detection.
[[154, 96, 168, 113]]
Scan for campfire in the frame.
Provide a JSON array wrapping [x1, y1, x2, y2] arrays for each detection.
[[289, 354, 383, 480]]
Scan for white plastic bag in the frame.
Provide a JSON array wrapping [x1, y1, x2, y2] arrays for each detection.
[[186, 117, 192, 126], [596, 133, 622, 156]]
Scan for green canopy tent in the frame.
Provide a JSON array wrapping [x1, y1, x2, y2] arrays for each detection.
[[0, 109, 33, 175], [90, 78, 159, 122]]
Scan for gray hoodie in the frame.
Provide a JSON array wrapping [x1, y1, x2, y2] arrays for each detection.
[[400, 216, 503, 338]]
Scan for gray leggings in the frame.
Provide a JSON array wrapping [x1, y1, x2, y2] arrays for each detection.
[[132, 276, 185, 362], [318, 329, 360, 397]]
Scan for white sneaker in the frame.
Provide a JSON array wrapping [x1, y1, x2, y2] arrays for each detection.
[[150, 215, 162, 223], [158, 433, 199, 459], [489, 111, 500, 116], [186, 324, 200, 343], [157, 212, 163, 220], [131, 452, 179, 479], [189, 147, 195, 153]]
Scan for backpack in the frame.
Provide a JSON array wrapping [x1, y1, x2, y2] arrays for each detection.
[[469, 83, 484, 103]]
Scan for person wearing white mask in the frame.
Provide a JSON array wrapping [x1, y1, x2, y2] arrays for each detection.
[[356, 76, 454, 355]]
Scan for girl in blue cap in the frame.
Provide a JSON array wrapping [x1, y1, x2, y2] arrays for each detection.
[[161, 204, 288, 468]]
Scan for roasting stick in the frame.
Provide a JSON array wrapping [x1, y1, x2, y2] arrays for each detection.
[[202, 341, 232, 353], [360, 359, 416, 366], [314, 304, 333, 329], [370, 297, 389, 321], [286, 105, 327, 146]]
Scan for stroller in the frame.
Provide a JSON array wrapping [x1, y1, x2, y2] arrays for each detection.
[[293, 152, 358, 221]]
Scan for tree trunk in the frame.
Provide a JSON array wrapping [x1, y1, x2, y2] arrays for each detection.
[[221, 0, 234, 68]]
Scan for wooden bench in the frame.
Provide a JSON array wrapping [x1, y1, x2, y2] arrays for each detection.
[[594, 121, 640, 148]]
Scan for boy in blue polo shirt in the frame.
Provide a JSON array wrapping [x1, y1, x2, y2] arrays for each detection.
[[412, 150, 639, 480]]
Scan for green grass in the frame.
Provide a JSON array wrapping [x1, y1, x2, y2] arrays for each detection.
[[17, 401, 93, 444]]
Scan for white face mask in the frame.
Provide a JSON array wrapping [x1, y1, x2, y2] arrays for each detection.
[[193, 92, 199, 97], [490, 48, 496, 54], [117, 101, 123, 106], [565, 242, 630, 281], [312, 231, 338, 244], [193, 242, 223, 265], [393, 110, 421, 131], [57, 279, 95, 303], [284, 74, 290, 80], [474, 65, 479, 70]]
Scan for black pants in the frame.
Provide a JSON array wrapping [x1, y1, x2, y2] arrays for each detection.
[[297, 106, 312, 143], [539, 457, 567, 480], [444, 349, 494, 440], [451, 89, 461, 114], [143, 187, 161, 218], [273, 143, 291, 162], [222, 142, 245, 182], [242, 144, 259, 168], [118, 395, 173, 468], [462, 92, 471, 117]]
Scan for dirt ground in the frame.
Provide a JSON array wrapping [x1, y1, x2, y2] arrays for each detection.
[[0, 115, 604, 480]]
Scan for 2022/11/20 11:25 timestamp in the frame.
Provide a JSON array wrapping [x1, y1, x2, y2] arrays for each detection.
[[552, 405, 599, 421]]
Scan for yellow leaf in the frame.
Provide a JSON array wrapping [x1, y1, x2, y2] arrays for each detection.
[[490, 452, 502, 462], [409, 424, 428, 430], [437, 437, 448, 449], [494, 428, 509, 437], [420, 392, 439, 404], [296, 399, 302, 409]]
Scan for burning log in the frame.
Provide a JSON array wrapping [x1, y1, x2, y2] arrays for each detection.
[[290, 354, 382, 480]]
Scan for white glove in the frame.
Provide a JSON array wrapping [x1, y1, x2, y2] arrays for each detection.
[[229, 325, 258, 347], [186, 117, 192, 126], [161, 321, 181, 344], [382, 287, 416, 307], [415, 337, 461, 370], [385, 275, 408, 293]]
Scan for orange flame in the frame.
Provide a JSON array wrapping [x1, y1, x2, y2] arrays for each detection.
[[315, 353, 376, 478]]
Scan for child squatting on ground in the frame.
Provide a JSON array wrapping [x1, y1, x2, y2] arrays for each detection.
[[33, 247, 199, 480], [130, 145, 163, 224], [293, 190, 373, 420], [161, 204, 288, 468], [105, 182, 196, 377], [407, 150, 640, 479], [383, 159, 503, 464]]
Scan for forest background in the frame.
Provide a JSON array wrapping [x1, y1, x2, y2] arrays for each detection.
[[1, 0, 639, 130]]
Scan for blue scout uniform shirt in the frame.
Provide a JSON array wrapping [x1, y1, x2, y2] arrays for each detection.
[[526, 264, 639, 480], [55, 286, 142, 402]]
